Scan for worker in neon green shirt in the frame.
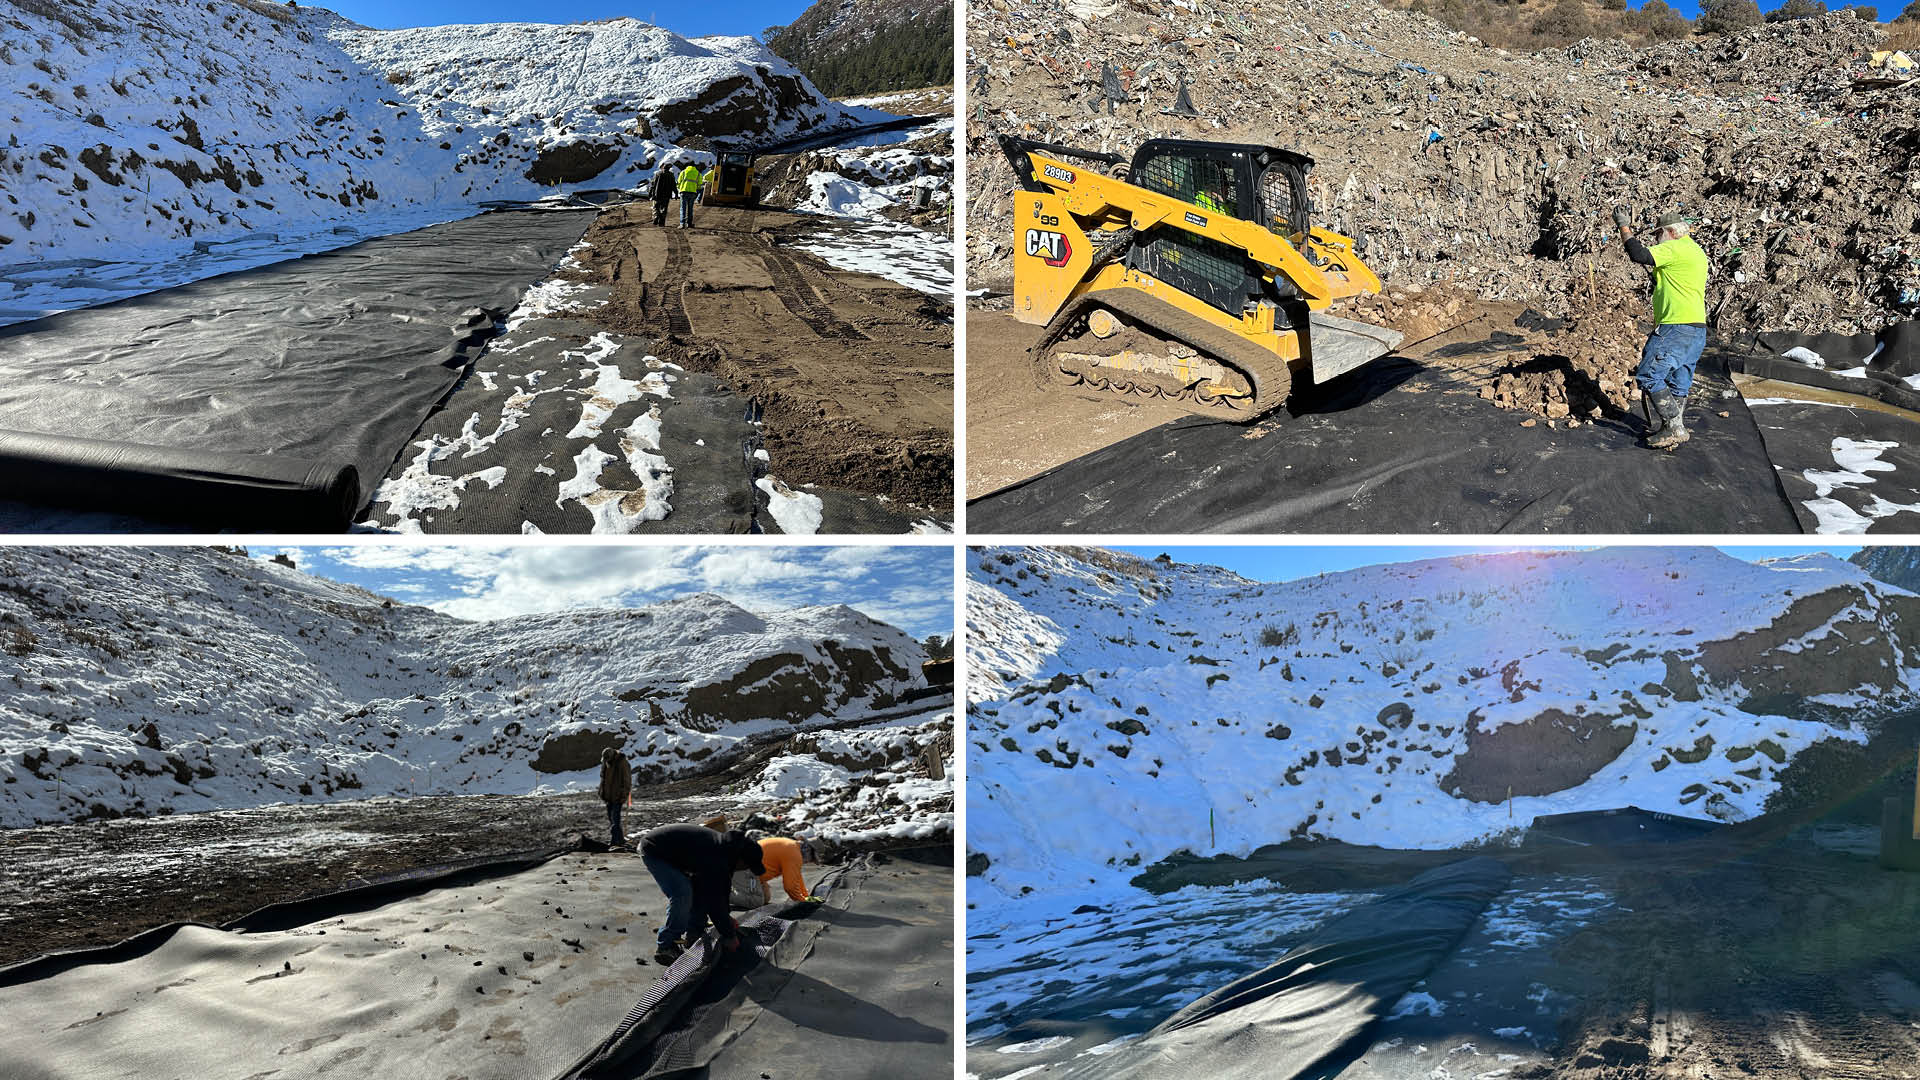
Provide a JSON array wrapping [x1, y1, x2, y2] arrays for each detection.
[[1614, 206, 1710, 451], [676, 160, 703, 228]]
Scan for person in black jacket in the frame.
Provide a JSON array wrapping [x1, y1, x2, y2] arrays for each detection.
[[639, 823, 766, 964], [650, 164, 676, 227], [598, 747, 632, 848]]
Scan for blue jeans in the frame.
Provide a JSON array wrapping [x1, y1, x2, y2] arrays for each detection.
[[679, 195, 694, 227], [643, 854, 693, 947], [606, 803, 625, 846], [1637, 323, 1708, 398]]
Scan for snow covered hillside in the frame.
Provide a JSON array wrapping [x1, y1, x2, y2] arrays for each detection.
[[967, 546, 1920, 898], [0, 0, 855, 274], [0, 547, 926, 826]]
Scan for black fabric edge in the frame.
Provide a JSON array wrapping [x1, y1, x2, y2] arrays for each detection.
[[0, 837, 592, 986], [0, 428, 362, 532], [555, 857, 870, 1080], [1733, 352, 1920, 413]]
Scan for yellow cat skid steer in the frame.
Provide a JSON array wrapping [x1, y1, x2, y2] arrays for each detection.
[[1000, 135, 1402, 416], [705, 148, 758, 206]]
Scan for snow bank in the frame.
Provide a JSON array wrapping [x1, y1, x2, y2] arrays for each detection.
[[746, 712, 954, 847]]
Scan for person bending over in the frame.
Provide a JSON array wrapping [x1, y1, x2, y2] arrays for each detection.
[[757, 836, 825, 905], [639, 823, 765, 964]]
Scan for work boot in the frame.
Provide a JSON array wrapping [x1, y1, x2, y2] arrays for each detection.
[[1639, 392, 1666, 438], [654, 942, 683, 965], [1645, 391, 1689, 451]]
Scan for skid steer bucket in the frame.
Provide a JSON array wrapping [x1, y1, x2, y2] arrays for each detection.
[[1308, 312, 1405, 384]]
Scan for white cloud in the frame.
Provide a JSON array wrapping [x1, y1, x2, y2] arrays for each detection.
[[305, 545, 951, 636]]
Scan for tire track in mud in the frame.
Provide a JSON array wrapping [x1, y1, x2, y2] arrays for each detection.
[[757, 236, 867, 342], [654, 229, 693, 337]]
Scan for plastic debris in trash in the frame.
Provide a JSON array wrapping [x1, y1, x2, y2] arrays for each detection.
[[1166, 77, 1199, 117], [1873, 50, 1917, 74]]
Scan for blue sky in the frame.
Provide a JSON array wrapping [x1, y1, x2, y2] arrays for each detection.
[[1110, 545, 1861, 582], [322, 1, 811, 38], [1644, 0, 1880, 17], [255, 545, 954, 639]]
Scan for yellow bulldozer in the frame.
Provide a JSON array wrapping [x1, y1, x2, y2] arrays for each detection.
[[999, 135, 1403, 416]]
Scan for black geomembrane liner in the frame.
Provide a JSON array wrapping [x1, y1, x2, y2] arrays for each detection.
[[0, 208, 591, 530], [1057, 857, 1512, 1080], [970, 349, 1803, 533]]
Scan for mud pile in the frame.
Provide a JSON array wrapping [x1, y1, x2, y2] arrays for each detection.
[[1340, 281, 1647, 421], [967, 4, 1909, 337]]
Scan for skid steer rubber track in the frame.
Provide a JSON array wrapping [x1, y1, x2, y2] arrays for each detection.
[[1032, 287, 1295, 418]]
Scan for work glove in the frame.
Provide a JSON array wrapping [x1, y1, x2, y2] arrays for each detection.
[[1611, 205, 1632, 233], [721, 934, 742, 953], [802, 894, 825, 904]]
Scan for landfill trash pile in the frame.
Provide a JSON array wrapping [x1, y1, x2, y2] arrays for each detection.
[[967, 4, 1912, 339]]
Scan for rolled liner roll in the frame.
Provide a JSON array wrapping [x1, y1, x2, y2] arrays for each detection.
[[0, 429, 360, 531]]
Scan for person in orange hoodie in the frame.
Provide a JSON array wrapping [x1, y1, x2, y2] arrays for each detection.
[[756, 836, 823, 905]]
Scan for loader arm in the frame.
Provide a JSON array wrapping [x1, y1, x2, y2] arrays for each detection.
[[1003, 138, 1341, 309]]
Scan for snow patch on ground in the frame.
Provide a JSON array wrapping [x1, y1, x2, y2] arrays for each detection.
[[1799, 437, 1920, 533], [746, 711, 953, 848], [794, 219, 953, 297], [757, 476, 825, 535], [742, 755, 854, 799]]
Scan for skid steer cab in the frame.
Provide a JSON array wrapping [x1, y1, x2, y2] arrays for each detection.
[[999, 134, 1402, 417], [705, 148, 758, 207]]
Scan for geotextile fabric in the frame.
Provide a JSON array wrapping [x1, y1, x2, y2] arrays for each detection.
[[1740, 321, 1920, 412], [0, 209, 590, 530], [0, 844, 947, 1080]]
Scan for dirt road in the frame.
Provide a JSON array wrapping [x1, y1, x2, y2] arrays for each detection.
[[0, 785, 739, 967], [965, 304, 1187, 498], [571, 202, 954, 516]]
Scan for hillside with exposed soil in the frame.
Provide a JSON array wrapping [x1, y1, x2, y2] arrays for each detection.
[[767, 0, 954, 96], [966, 545, 1920, 897]]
